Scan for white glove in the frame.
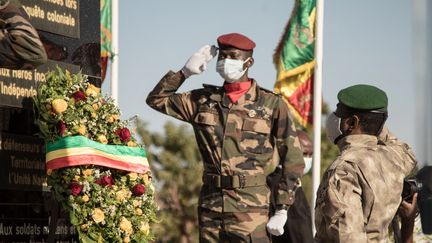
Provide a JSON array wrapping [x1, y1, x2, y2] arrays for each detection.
[[266, 209, 288, 236], [181, 45, 217, 78]]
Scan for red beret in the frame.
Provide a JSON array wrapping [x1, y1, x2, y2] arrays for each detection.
[[217, 33, 256, 51]]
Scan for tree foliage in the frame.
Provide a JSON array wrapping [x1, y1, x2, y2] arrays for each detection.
[[135, 119, 202, 243]]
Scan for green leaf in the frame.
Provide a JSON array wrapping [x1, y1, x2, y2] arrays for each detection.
[[77, 227, 98, 243]]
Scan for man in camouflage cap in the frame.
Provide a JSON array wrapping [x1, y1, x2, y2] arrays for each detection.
[[147, 32, 305, 242], [0, 0, 47, 69], [315, 84, 417, 242]]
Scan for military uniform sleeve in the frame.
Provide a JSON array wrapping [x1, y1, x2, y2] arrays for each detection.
[[378, 126, 417, 176], [272, 98, 304, 206], [0, 1, 47, 69], [318, 163, 367, 242], [146, 70, 196, 122]]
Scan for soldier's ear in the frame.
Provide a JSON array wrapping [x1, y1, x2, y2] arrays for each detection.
[[245, 57, 254, 68], [347, 115, 360, 132]]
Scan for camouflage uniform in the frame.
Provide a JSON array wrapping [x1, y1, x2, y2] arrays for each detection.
[[146, 71, 305, 242], [0, 0, 47, 69], [315, 127, 417, 242]]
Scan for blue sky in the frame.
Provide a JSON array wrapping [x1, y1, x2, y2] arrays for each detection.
[[102, 0, 418, 157]]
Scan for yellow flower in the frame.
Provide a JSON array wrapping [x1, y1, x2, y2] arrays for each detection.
[[51, 99, 68, 114], [142, 174, 150, 186], [123, 236, 130, 243], [80, 224, 88, 231], [107, 116, 115, 123], [92, 208, 105, 223], [119, 217, 133, 235], [82, 169, 92, 177], [91, 112, 97, 119], [92, 103, 99, 110], [135, 208, 143, 215], [139, 221, 150, 235], [85, 84, 101, 97], [107, 114, 120, 123], [128, 173, 138, 181], [82, 194, 89, 203], [98, 135, 108, 144], [78, 124, 86, 135], [74, 175, 80, 181], [127, 141, 137, 147], [116, 189, 130, 201], [132, 200, 141, 207]]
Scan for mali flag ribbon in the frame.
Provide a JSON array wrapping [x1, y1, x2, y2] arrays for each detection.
[[274, 0, 316, 128], [46, 136, 150, 174]]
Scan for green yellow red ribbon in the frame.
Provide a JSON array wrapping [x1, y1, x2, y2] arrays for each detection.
[[46, 136, 149, 173]]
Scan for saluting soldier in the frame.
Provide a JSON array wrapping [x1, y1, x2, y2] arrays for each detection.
[[315, 84, 417, 242], [146, 33, 305, 242], [0, 0, 47, 69]]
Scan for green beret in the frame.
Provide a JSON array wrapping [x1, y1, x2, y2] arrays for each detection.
[[337, 84, 388, 112]]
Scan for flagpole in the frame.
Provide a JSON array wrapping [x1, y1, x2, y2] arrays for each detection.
[[311, 0, 324, 234], [110, 0, 119, 106]]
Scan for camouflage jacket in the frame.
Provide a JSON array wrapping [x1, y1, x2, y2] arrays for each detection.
[[0, 0, 47, 69], [146, 71, 304, 213], [315, 127, 417, 242]]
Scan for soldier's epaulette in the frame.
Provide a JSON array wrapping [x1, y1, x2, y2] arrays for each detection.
[[258, 86, 281, 96]]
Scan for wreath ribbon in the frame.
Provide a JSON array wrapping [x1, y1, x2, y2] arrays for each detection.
[[46, 136, 149, 173]]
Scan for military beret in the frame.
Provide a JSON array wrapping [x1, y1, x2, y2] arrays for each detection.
[[337, 84, 388, 112], [217, 33, 256, 51]]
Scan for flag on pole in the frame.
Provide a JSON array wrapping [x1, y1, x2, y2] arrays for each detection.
[[274, 0, 317, 128], [100, 0, 112, 82]]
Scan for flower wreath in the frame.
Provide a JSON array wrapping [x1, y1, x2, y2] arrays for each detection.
[[33, 68, 157, 243]]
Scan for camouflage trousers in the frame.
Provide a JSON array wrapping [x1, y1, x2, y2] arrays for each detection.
[[198, 207, 270, 243]]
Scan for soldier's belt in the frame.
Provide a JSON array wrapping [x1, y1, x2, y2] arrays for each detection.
[[202, 174, 267, 189]]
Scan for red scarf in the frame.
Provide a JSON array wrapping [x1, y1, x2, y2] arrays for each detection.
[[223, 80, 252, 103]]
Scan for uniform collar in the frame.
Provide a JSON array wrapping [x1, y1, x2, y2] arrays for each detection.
[[337, 134, 378, 151], [223, 80, 252, 103], [221, 79, 259, 107]]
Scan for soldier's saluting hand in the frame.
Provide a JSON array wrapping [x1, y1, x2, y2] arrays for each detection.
[[181, 44, 218, 78]]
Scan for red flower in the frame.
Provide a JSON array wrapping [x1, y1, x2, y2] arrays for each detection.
[[115, 128, 131, 142], [131, 184, 146, 196], [70, 182, 83, 196], [72, 91, 86, 102], [95, 175, 114, 187], [57, 121, 67, 136]]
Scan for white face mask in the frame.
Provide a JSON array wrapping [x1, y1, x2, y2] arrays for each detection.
[[216, 57, 250, 83], [325, 112, 343, 144], [303, 156, 313, 174]]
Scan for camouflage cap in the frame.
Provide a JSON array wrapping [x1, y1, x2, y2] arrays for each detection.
[[337, 84, 388, 112]]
